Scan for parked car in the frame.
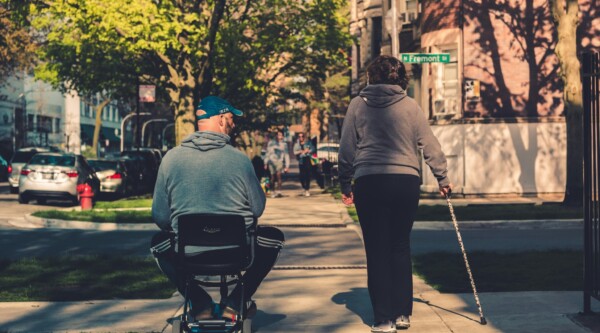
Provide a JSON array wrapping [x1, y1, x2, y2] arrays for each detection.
[[120, 150, 160, 193], [0, 155, 8, 181], [18, 153, 100, 205], [88, 158, 133, 197], [8, 147, 53, 193], [316, 142, 339, 163]]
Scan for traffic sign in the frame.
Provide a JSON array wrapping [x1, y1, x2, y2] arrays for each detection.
[[401, 53, 451, 63]]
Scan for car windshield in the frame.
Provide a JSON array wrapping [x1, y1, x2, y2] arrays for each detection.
[[12, 151, 40, 164], [28, 154, 75, 167], [88, 160, 117, 171]]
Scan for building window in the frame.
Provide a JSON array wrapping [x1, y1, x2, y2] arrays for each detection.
[[55, 118, 61, 133], [371, 17, 382, 59], [432, 48, 459, 119]]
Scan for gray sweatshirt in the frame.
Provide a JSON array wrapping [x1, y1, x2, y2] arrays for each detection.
[[338, 84, 450, 195], [152, 131, 266, 233]]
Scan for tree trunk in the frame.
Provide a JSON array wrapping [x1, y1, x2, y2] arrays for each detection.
[[552, 0, 583, 206], [91, 98, 111, 158]]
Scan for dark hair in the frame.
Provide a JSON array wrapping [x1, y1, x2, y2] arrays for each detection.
[[366, 55, 409, 89]]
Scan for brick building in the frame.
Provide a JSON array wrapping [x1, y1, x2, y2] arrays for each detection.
[[349, 0, 599, 196]]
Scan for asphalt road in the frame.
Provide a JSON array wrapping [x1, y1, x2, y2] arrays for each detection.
[[0, 181, 584, 261]]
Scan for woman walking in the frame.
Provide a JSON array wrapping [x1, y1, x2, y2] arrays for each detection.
[[338, 55, 452, 332]]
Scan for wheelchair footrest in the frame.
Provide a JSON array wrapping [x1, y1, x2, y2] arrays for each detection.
[[188, 319, 238, 332]]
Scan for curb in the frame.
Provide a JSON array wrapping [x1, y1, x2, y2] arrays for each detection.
[[10, 213, 160, 231]]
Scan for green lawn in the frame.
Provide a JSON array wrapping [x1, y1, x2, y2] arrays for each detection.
[[94, 198, 153, 209], [412, 250, 583, 293], [0, 256, 173, 301], [33, 209, 152, 223]]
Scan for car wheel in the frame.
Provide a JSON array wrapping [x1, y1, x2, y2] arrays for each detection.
[[10, 187, 18, 194], [71, 194, 79, 206], [18, 194, 29, 204]]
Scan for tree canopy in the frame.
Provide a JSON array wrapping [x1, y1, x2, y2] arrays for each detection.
[[31, 0, 352, 146]]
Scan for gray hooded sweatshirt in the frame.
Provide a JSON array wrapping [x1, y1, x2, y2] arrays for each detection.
[[338, 84, 450, 195], [152, 131, 266, 233]]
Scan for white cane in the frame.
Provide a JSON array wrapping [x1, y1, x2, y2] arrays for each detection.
[[445, 192, 487, 325]]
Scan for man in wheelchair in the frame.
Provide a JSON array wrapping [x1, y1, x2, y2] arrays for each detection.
[[150, 96, 284, 331]]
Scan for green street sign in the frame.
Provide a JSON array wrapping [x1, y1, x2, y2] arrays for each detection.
[[401, 53, 451, 63]]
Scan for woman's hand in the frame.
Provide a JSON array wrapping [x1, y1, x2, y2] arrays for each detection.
[[439, 183, 453, 198], [342, 192, 354, 206]]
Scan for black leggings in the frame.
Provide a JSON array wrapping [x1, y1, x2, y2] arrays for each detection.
[[299, 161, 311, 190], [354, 174, 420, 323]]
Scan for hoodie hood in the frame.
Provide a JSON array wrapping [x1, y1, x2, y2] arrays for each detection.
[[181, 131, 230, 151], [359, 84, 407, 108]]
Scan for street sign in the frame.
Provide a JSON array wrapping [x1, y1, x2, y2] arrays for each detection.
[[139, 85, 156, 102], [401, 53, 451, 63]]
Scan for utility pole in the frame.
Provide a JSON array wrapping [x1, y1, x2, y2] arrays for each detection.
[[391, 0, 399, 58]]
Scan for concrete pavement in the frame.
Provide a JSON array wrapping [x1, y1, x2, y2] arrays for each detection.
[[1, 174, 599, 332]]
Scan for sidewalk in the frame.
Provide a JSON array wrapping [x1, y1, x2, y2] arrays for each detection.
[[1, 170, 599, 332]]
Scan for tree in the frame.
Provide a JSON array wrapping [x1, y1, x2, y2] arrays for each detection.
[[32, 1, 141, 157], [0, 1, 37, 84], [33, 0, 351, 148], [551, 0, 583, 206]]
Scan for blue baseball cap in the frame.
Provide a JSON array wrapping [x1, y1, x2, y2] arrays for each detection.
[[196, 96, 243, 120]]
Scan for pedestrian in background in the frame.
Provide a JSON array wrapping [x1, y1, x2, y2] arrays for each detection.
[[264, 130, 289, 198], [293, 132, 316, 197], [338, 55, 452, 333]]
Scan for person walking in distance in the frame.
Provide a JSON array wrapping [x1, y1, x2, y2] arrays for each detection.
[[338, 55, 452, 333], [264, 130, 289, 198], [150, 96, 284, 321], [293, 132, 316, 197]]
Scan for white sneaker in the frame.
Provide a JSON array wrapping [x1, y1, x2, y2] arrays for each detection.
[[304, 190, 310, 197], [371, 320, 396, 333], [395, 315, 410, 329], [270, 193, 276, 198]]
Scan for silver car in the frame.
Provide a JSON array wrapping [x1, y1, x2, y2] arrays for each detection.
[[18, 153, 100, 205], [87, 159, 132, 197], [8, 147, 52, 193]]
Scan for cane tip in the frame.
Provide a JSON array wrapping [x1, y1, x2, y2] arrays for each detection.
[[480, 317, 487, 325]]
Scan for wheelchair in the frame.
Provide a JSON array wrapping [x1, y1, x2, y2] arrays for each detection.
[[171, 214, 257, 333]]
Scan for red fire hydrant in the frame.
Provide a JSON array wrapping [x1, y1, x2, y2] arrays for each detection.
[[79, 183, 94, 211]]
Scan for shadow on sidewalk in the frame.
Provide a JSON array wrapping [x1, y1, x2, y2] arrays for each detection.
[[414, 297, 481, 324], [332, 288, 373, 325], [253, 309, 287, 331]]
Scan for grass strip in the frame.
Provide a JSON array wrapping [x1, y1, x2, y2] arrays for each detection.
[[412, 250, 582, 293], [94, 198, 153, 209], [33, 209, 152, 223], [0, 256, 173, 301]]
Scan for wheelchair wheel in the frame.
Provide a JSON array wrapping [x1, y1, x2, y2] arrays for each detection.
[[171, 318, 182, 333]]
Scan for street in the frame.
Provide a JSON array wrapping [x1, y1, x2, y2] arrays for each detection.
[[0, 180, 583, 261]]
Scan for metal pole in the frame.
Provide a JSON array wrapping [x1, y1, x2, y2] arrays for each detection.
[[141, 119, 168, 147], [582, 52, 592, 314], [162, 123, 175, 149], [136, 81, 141, 151], [391, 0, 399, 58], [120, 112, 151, 152]]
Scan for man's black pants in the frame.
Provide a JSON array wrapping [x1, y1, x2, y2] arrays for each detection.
[[151, 226, 284, 314], [354, 174, 420, 323]]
